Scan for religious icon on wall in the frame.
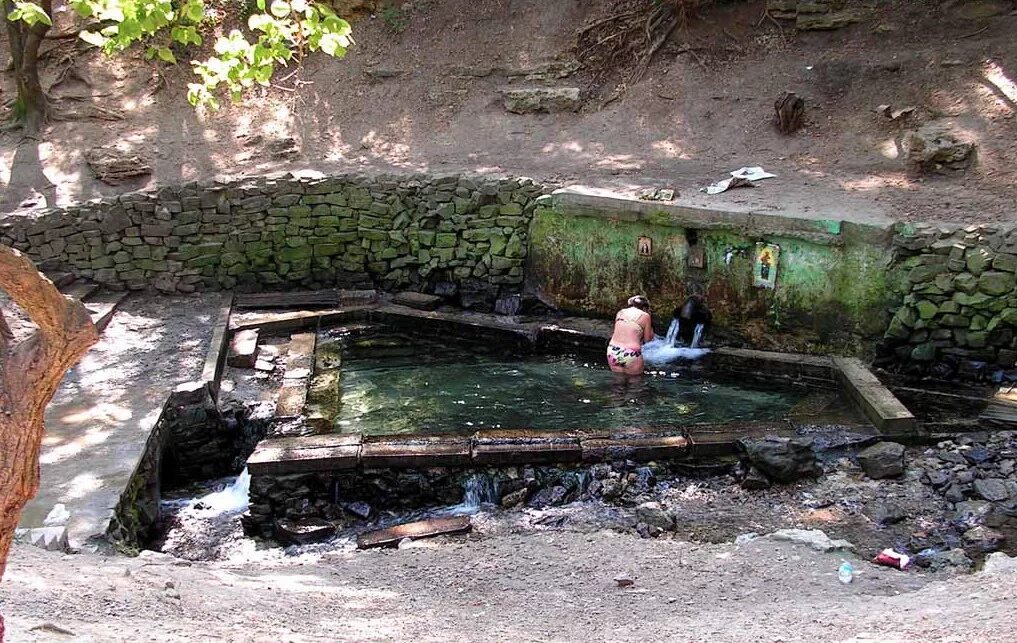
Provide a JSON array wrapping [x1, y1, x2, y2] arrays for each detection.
[[753, 243, 780, 289], [637, 236, 653, 257]]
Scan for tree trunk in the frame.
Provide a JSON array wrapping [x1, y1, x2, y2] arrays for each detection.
[[0, 245, 97, 582], [3, 0, 52, 133]]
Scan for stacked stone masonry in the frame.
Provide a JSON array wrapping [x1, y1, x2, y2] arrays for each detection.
[[885, 223, 1017, 370], [0, 172, 542, 297]]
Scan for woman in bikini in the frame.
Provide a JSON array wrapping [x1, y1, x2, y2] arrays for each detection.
[[607, 295, 654, 375]]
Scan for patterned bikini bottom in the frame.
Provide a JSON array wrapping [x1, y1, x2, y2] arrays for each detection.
[[607, 343, 642, 368]]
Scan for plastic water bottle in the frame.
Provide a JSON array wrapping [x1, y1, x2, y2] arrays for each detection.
[[838, 560, 854, 584]]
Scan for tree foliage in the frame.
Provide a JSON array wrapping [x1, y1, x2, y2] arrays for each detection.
[[5, 0, 353, 111]]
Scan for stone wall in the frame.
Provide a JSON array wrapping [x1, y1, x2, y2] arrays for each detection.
[[881, 223, 1017, 375], [0, 172, 542, 300]]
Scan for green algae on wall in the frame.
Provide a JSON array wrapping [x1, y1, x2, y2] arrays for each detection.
[[528, 194, 895, 354]]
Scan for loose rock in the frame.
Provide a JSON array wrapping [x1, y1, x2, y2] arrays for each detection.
[[858, 442, 906, 479]]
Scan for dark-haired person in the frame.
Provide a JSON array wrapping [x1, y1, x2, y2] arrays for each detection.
[[607, 295, 654, 375]]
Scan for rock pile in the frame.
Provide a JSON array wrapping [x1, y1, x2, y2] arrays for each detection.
[[915, 432, 1017, 554]]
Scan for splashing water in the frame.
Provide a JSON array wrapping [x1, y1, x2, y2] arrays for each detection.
[[665, 318, 680, 346], [447, 472, 499, 515], [691, 323, 705, 349], [185, 468, 251, 516], [642, 338, 710, 365]]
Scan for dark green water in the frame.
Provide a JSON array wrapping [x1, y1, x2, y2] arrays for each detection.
[[331, 334, 809, 435]]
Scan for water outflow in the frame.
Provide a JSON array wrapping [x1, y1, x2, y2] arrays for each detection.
[[690, 322, 705, 349], [190, 468, 251, 516], [445, 472, 499, 515], [665, 318, 680, 346]]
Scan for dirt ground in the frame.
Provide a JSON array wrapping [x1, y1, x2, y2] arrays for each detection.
[[2, 528, 1017, 642], [1, 0, 1015, 223]]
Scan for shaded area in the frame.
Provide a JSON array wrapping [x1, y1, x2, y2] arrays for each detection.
[[17, 294, 221, 546]]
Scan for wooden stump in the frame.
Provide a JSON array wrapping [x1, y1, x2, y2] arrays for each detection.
[[774, 91, 805, 134]]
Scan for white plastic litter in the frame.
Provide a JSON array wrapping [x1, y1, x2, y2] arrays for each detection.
[[702, 166, 778, 195]]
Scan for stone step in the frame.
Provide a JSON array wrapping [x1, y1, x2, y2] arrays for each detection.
[[392, 291, 443, 311], [84, 291, 128, 331], [227, 328, 260, 368], [274, 332, 316, 418], [60, 281, 98, 302], [235, 289, 341, 310]]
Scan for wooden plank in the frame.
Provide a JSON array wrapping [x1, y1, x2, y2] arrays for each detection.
[[201, 293, 234, 396], [247, 435, 362, 475], [356, 516, 471, 549], [834, 357, 916, 434], [275, 332, 317, 418], [235, 289, 340, 310]]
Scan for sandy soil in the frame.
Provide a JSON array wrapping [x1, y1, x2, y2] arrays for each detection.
[[2, 528, 1016, 642], [1, 0, 1015, 223]]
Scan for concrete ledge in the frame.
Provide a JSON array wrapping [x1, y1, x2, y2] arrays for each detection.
[[549, 186, 896, 246], [472, 430, 583, 465], [247, 434, 362, 475], [581, 431, 690, 462], [361, 435, 472, 468], [686, 421, 795, 457], [834, 357, 917, 434]]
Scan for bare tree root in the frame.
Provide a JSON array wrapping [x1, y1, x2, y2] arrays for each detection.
[[50, 100, 125, 122], [576, 0, 705, 102]]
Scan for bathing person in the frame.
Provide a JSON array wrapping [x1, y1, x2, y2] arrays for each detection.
[[607, 295, 654, 375]]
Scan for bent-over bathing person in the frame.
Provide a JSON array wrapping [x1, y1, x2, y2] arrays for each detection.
[[607, 295, 654, 375]]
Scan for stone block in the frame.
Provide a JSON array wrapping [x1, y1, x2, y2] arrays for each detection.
[[227, 329, 260, 368]]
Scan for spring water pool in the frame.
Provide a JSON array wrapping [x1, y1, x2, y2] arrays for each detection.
[[328, 332, 811, 436]]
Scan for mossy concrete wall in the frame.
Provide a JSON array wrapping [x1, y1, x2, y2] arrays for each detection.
[[528, 187, 895, 354]]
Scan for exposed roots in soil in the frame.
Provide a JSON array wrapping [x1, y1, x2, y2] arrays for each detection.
[[576, 0, 709, 101]]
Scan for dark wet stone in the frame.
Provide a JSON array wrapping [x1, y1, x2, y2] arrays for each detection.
[[956, 469, 977, 484], [741, 466, 771, 490], [924, 470, 951, 488], [964, 446, 993, 465], [500, 488, 528, 508], [963, 525, 1006, 553], [344, 501, 372, 519], [858, 442, 906, 479], [974, 478, 1010, 502], [939, 451, 968, 465], [433, 281, 458, 298], [738, 437, 818, 483], [863, 501, 907, 526], [914, 548, 974, 571], [945, 484, 967, 503]]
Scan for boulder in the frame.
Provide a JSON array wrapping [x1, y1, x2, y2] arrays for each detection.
[[974, 478, 1010, 503], [903, 121, 975, 173], [738, 437, 819, 483], [767, 528, 854, 553], [85, 144, 152, 185], [857, 442, 906, 479], [635, 502, 676, 531], [862, 501, 906, 526], [914, 548, 974, 572], [501, 87, 581, 114], [982, 551, 1017, 574], [963, 525, 1006, 553]]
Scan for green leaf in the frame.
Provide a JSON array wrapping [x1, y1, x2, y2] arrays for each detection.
[[144, 46, 157, 60], [269, 0, 290, 18], [157, 47, 177, 64], [79, 30, 106, 47], [257, 0, 266, 10], [8, 2, 53, 26], [185, 1, 204, 23]]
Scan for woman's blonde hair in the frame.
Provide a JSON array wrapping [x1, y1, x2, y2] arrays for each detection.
[[627, 295, 650, 311]]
